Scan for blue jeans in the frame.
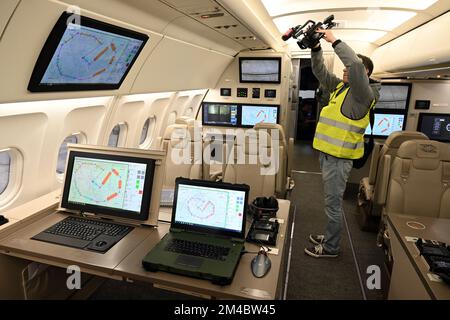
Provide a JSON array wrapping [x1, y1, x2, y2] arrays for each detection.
[[319, 152, 353, 254]]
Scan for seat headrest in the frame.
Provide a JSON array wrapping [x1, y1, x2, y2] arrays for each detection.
[[254, 123, 286, 144], [384, 131, 429, 148], [163, 122, 201, 144], [397, 140, 450, 170]]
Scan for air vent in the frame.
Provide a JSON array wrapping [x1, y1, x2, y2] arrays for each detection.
[[200, 12, 225, 19], [214, 24, 238, 29]]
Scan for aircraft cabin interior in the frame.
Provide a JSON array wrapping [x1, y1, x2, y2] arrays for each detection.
[[0, 0, 449, 303]]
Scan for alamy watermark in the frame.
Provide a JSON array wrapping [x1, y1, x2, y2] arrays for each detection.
[[366, 265, 381, 290], [66, 265, 81, 290], [169, 122, 281, 175]]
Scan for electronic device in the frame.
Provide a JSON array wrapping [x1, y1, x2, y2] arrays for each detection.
[[251, 250, 271, 278], [246, 219, 279, 246], [252, 88, 261, 99], [281, 15, 336, 50], [142, 178, 250, 285], [0, 215, 8, 226], [237, 88, 248, 98], [202, 103, 238, 127], [220, 88, 232, 97], [265, 89, 277, 98], [239, 57, 281, 84], [415, 100, 431, 110], [241, 105, 279, 127], [28, 12, 149, 92], [31, 146, 159, 253], [202, 103, 280, 128], [416, 238, 450, 285], [365, 112, 406, 138], [417, 113, 450, 142], [375, 84, 412, 110]]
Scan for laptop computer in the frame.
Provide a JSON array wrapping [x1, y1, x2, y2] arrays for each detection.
[[31, 144, 164, 253], [142, 177, 250, 285]]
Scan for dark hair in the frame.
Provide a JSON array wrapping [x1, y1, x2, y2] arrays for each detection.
[[357, 54, 374, 77]]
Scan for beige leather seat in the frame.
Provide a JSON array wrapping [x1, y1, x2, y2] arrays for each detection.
[[379, 139, 450, 218], [223, 130, 276, 202], [376, 140, 450, 266], [357, 131, 429, 230], [253, 123, 295, 197], [161, 122, 202, 188]]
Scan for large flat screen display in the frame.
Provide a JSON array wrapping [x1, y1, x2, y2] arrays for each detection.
[[202, 103, 239, 127], [239, 57, 281, 84], [241, 105, 279, 127], [28, 12, 149, 92], [417, 113, 450, 142], [375, 83, 412, 110], [365, 112, 406, 138], [61, 151, 155, 221]]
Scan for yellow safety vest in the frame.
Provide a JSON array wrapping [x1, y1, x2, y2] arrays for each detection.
[[313, 82, 375, 159]]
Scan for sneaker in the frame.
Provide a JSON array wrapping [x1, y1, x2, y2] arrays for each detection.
[[309, 234, 325, 245], [304, 244, 338, 258]]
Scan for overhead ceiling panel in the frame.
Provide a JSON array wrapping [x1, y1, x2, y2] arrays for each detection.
[[262, 0, 439, 17]]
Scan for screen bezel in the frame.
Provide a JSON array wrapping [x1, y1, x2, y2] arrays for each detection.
[[61, 150, 155, 221], [171, 178, 249, 239], [240, 103, 280, 128], [202, 102, 280, 128], [28, 12, 149, 92], [239, 57, 282, 84], [417, 112, 450, 142], [365, 109, 408, 139], [376, 83, 412, 111]]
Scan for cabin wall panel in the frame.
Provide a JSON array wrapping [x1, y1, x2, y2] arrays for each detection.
[[0, 113, 48, 211], [405, 81, 450, 132], [131, 37, 234, 94], [0, 97, 113, 211], [0, 0, 19, 39]]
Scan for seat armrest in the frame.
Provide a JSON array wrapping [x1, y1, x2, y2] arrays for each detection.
[[375, 155, 391, 206]]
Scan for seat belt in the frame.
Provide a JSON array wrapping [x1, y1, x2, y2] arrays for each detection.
[[400, 159, 411, 182], [442, 161, 450, 188]]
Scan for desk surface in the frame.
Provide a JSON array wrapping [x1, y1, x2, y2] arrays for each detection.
[[0, 198, 291, 300], [387, 214, 450, 300]]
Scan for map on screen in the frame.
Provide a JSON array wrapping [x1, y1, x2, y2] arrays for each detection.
[[174, 184, 245, 233], [41, 23, 144, 84], [366, 113, 405, 137], [241, 105, 278, 126], [68, 157, 147, 213]]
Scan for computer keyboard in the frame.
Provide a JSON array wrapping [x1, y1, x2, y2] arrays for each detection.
[[165, 239, 230, 261], [32, 216, 133, 253]]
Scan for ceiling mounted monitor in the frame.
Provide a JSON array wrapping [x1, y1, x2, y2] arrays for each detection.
[[239, 57, 281, 84], [28, 12, 149, 92]]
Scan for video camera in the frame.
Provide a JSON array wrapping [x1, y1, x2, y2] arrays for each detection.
[[281, 15, 336, 49]]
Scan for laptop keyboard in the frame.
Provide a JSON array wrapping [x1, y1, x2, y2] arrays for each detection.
[[44, 216, 131, 241], [165, 239, 230, 261]]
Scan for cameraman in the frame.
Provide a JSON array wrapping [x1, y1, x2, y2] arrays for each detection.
[[305, 29, 380, 258]]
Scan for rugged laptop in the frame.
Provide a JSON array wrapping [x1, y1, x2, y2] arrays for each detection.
[[142, 177, 249, 285]]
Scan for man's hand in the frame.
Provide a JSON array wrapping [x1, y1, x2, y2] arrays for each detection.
[[316, 29, 337, 44]]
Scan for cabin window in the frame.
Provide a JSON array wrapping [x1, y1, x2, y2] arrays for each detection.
[[0, 150, 11, 195], [139, 117, 156, 148], [108, 123, 128, 147], [56, 133, 83, 175]]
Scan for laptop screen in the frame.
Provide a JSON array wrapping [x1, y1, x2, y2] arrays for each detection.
[[172, 180, 248, 238], [61, 150, 155, 221]]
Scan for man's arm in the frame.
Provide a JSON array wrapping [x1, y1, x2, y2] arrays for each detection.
[[310, 45, 341, 93], [333, 41, 376, 105]]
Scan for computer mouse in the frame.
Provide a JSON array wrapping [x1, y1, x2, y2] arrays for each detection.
[[251, 252, 271, 278]]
